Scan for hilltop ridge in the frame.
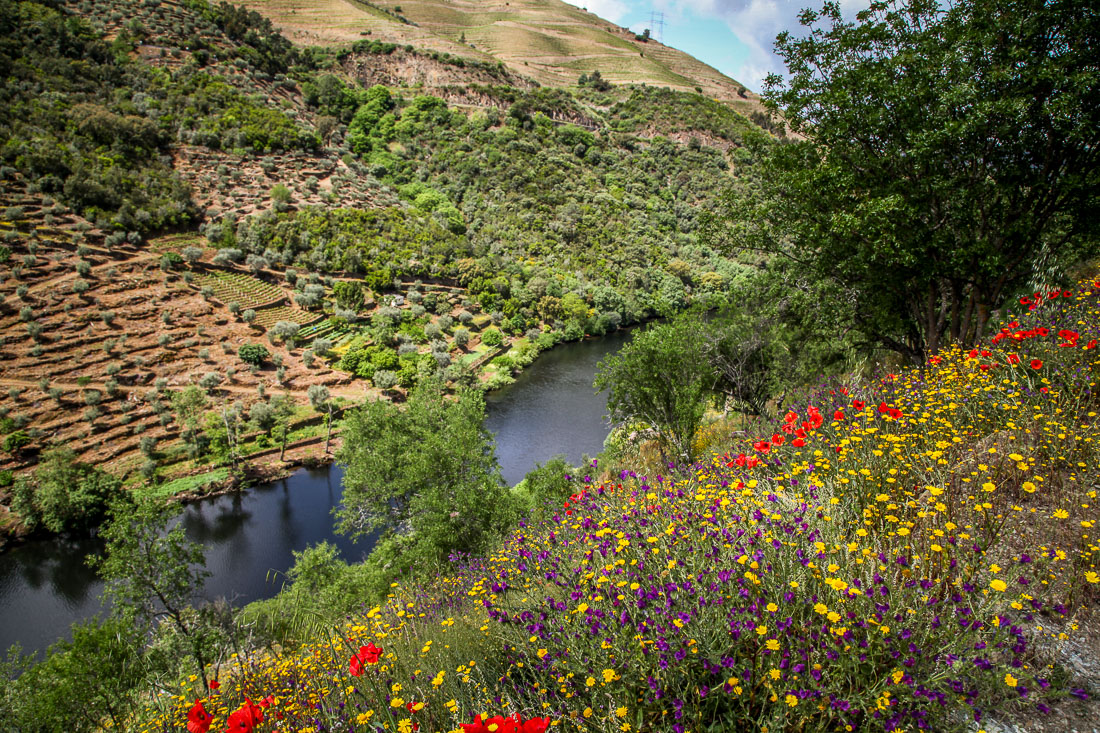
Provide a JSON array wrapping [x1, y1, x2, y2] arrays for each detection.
[[236, 0, 764, 111]]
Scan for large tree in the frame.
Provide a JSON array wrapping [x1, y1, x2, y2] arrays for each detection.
[[713, 0, 1099, 362], [89, 498, 217, 689], [336, 380, 515, 565], [594, 315, 718, 464]]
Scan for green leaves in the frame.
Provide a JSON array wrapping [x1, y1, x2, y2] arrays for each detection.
[[11, 448, 122, 534], [594, 315, 717, 464], [720, 0, 1100, 362], [336, 380, 515, 571]]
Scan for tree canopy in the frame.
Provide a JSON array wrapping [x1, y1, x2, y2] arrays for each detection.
[[594, 315, 718, 464], [336, 380, 515, 568], [712, 0, 1099, 362]]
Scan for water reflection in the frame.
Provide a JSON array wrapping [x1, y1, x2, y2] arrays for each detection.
[[0, 330, 634, 656]]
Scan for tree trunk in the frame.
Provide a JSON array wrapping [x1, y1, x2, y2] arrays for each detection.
[[324, 405, 333, 454]]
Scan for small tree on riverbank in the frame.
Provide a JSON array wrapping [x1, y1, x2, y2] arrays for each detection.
[[89, 497, 219, 689]]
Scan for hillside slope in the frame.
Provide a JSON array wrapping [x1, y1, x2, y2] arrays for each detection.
[[0, 0, 771, 523], [238, 0, 764, 111]]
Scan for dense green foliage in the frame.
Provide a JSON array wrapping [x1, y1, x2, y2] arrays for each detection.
[[608, 86, 759, 143], [89, 496, 219, 688], [714, 0, 1100, 362], [0, 618, 146, 732], [0, 0, 328, 234], [336, 379, 517, 571], [595, 314, 719, 464], [237, 342, 269, 366], [10, 448, 122, 533], [0, 0, 194, 232], [230, 83, 752, 342]]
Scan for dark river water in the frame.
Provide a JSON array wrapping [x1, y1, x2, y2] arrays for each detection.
[[0, 329, 635, 657]]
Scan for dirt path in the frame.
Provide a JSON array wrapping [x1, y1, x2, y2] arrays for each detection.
[[26, 251, 161, 296], [0, 376, 367, 403]]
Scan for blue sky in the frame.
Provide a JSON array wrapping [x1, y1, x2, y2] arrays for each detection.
[[562, 0, 865, 92]]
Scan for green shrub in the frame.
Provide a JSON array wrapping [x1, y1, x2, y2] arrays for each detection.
[[238, 343, 270, 366], [481, 327, 504, 347], [11, 448, 122, 534]]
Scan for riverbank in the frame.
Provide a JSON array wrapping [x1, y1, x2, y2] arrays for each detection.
[[0, 328, 630, 657]]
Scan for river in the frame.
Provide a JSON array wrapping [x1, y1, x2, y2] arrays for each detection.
[[0, 328, 635, 657]]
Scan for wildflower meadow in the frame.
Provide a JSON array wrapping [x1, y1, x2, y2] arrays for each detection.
[[150, 279, 1100, 732]]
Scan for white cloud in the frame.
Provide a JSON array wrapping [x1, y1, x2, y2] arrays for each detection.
[[657, 0, 869, 90], [571, 0, 631, 23]]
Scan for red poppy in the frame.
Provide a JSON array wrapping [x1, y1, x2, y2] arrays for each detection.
[[187, 700, 213, 733], [784, 410, 798, 424], [833, 410, 844, 421], [461, 718, 489, 733], [753, 441, 770, 454], [1007, 353, 1020, 364], [968, 349, 979, 359], [521, 717, 551, 733], [209, 680, 220, 690], [1031, 359, 1043, 370], [780, 421, 794, 434], [225, 700, 262, 732], [771, 433, 784, 446], [349, 643, 384, 676], [462, 715, 519, 733], [878, 402, 889, 413], [1087, 340, 1098, 350], [1058, 329, 1080, 347], [852, 400, 865, 410], [791, 438, 805, 447]]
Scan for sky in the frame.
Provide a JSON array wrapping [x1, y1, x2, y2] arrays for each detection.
[[562, 0, 861, 92]]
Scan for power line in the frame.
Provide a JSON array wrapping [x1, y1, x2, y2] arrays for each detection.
[[647, 10, 665, 43]]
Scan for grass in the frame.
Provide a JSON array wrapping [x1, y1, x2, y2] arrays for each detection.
[[234, 0, 762, 104], [141, 281, 1100, 732], [140, 467, 229, 500]]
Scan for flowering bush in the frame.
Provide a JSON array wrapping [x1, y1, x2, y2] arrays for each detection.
[[145, 279, 1100, 732]]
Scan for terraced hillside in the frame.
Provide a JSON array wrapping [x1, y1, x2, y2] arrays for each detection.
[[0, 0, 776, 538], [238, 0, 765, 110]]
